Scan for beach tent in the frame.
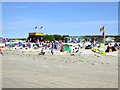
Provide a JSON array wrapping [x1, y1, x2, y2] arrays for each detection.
[[33, 43, 39, 48], [85, 45, 93, 49], [63, 45, 71, 51], [8, 42, 17, 47], [22, 44, 26, 47], [105, 46, 117, 52], [18, 42, 22, 46], [26, 43, 31, 48]]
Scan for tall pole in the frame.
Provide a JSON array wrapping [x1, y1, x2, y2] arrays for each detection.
[[103, 30, 106, 50], [100, 26, 105, 49], [104, 30, 105, 45]]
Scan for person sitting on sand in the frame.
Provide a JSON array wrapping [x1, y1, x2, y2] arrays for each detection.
[[0, 48, 4, 56], [41, 48, 45, 55], [38, 48, 45, 55]]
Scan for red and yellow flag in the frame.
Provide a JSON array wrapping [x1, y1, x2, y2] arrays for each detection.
[[100, 26, 105, 43], [100, 26, 104, 32]]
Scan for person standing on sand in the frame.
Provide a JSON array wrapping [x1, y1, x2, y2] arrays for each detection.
[[51, 48, 54, 55], [51, 41, 54, 55], [0, 48, 4, 56]]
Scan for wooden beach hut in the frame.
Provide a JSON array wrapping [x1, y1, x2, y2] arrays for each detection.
[[27, 32, 44, 43]]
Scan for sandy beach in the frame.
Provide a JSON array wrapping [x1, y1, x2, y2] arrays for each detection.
[[1, 1, 119, 89], [1, 48, 118, 88]]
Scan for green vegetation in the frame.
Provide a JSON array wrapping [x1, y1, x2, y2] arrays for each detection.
[[43, 35, 55, 42], [43, 34, 69, 42]]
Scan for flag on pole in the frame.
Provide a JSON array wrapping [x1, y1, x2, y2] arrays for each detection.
[[100, 26, 105, 39], [100, 26, 105, 44], [100, 26, 104, 32]]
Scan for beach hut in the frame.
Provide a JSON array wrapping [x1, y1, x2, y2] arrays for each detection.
[[28, 32, 44, 43]]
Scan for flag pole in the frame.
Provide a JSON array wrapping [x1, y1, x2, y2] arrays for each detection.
[[103, 27, 106, 50], [100, 26, 106, 49]]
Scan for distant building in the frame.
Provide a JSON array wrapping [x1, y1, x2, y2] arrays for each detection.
[[64, 36, 85, 43], [105, 37, 115, 42], [64, 36, 101, 43], [64, 35, 120, 43], [27, 32, 44, 43]]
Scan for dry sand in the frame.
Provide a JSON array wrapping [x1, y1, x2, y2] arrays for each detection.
[[2, 49, 118, 88]]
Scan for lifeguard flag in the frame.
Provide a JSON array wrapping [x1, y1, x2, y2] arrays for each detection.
[[100, 26, 104, 32]]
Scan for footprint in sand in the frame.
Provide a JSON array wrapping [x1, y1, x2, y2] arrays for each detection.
[[78, 59, 82, 61], [33, 57, 36, 59], [101, 62, 104, 64], [85, 61, 89, 64], [91, 63, 96, 65], [72, 61, 75, 63], [65, 61, 68, 63], [44, 57, 46, 60]]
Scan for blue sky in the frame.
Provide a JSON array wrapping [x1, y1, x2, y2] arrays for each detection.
[[2, 2, 118, 38]]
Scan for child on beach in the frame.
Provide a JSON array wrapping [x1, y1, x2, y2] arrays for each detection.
[[0, 48, 4, 56]]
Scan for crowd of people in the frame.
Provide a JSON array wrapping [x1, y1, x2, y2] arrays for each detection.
[[0, 39, 120, 56]]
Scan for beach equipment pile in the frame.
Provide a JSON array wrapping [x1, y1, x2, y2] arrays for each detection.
[[91, 48, 106, 55]]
